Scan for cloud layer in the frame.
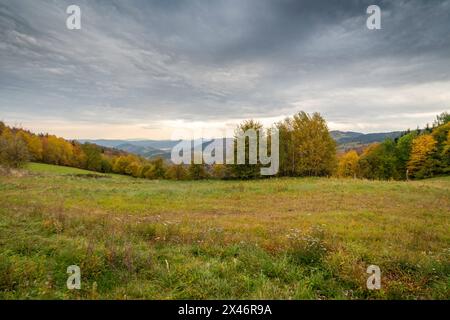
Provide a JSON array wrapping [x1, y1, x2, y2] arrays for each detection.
[[1, 0, 449, 138]]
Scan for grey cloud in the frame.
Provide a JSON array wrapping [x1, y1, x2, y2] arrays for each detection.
[[0, 0, 449, 136]]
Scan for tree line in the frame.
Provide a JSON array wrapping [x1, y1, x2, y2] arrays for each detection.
[[1, 111, 448, 180], [337, 112, 450, 180]]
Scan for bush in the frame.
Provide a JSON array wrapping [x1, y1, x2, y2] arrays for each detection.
[[188, 163, 208, 180], [165, 164, 188, 180], [0, 133, 30, 168], [210, 164, 234, 179], [149, 158, 166, 179]]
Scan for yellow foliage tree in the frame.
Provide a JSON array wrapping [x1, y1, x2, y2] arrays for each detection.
[[165, 164, 188, 180], [112, 155, 141, 176], [42, 135, 73, 166], [126, 161, 142, 177], [277, 112, 337, 176], [17, 131, 43, 161], [337, 150, 360, 178], [407, 134, 438, 179], [0, 129, 30, 168]]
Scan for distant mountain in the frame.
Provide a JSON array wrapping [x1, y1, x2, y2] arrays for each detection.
[[330, 130, 403, 151], [114, 143, 171, 159], [330, 131, 364, 143], [331, 130, 403, 144], [78, 139, 180, 150], [80, 131, 404, 159], [79, 138, 218, 160]]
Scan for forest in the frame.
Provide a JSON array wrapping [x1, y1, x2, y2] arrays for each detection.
[[1, 111, 449, 181]]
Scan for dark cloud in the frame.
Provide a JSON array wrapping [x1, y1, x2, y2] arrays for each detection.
[[0, 0, 449, 138]]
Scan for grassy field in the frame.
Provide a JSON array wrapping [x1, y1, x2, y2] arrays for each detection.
[[25, 162, 104, 175], [0, 163, 449, 299]]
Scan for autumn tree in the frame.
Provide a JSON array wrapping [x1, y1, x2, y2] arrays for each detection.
[[60, 139, 74, 166], [126, 160, 142, 177], [211, 164, 233, 179], [337, 150, 359, 178], [188, 163, 208, 180], [71, 143, 87, 168], [149, 158, 166, 179], [166, 164, 188, 180], [0, 130, 30, 168], [277, 112, 336, 176], [140, 164, 156, 179], [112, 155, 141, 176], [112, 156, 130, 174], [407, 134, 439, 179], [0, 122, 5, 135], [17, 130, 43, 161], [42, 135, 73, 166]]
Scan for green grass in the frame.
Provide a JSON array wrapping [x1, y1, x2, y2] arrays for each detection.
[[25, 162, 123, 179], [0, 163, 449, 299], [26, 162, 102, 175]]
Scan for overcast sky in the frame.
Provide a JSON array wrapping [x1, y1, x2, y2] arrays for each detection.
[[1, 0, 449, 139]]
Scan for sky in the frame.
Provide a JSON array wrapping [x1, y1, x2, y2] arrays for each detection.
[[0, 0, 449, 139]]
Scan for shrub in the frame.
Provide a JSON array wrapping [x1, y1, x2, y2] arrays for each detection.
[[0, 133, 30, 168], [165, 164, 188, 180]]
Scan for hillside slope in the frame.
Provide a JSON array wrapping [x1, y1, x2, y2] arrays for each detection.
[[1, 166, 449, 299]]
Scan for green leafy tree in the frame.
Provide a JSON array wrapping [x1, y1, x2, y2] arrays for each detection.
[[150, 158, 166, 179], [442, 130, 450, 173], [430, 122, 450, 174], [395, 131, 418, 179], [431, 122, 450, 147], [358, 140, 399, 180], [100, 157, 113, 173], [232, 120, 263, 179], [81, 143, 103, 171], [434, 112, 450, 126]]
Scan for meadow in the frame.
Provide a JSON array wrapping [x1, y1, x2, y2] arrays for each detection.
[[0, 162, 449, 299]]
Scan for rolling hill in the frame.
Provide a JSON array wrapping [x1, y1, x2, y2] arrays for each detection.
[[81, 130, 403, 160], [330, 130, 403, 152]]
